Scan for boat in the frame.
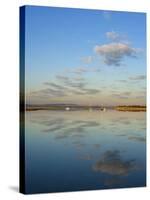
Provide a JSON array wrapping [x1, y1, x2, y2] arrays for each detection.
[[100, 106, 106, 111], [65, 107, 70, 111]]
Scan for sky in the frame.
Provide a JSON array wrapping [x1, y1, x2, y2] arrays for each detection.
[[24, 6, 146, 106]]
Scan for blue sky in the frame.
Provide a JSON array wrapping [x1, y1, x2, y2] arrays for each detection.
[[24, 6, 146, 105]]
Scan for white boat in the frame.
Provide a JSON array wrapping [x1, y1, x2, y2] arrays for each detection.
[[103, 107, 106, 112], [100, 107, 106, 112], [65, 107, 70, 111]]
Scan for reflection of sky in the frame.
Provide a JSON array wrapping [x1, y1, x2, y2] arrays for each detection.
[[23, 6, 146, 105], [93, 150, 137, 176], [25, 110, 146, 193]]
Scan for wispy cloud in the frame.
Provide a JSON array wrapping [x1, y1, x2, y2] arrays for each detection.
[[106, 31, 120, 41], [73, 77, 85, 81], [71, 67, 88, 74], [122, 92, 131, 96], [37, 88, 67, 97], [81, 56, 93, 64], [69, 81, 87, 89], [135, 95, 145, 99], [94, 42, 138, 66], [68, 66, 101, 75], [129, 75, 146, 81], [111, 91, 132, 99], [43, 82, 67, 90], [118, 80, 128, 83], [29, 71, 101, 102], [55, 75, 70, 82], [106, 31, 127, 42], [111, 94, 129, 99], [82, 88, 101, 95]]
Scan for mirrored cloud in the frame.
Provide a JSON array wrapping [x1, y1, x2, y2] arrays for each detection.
[[104, 177, 126, 187], [128, 136, 146, 143], [43, 124, 66, 133], [93, 150, 137, 176], [93, 144, 101, 149], [79, 154, 93, 161]]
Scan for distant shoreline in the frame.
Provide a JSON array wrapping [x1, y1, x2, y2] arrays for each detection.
[[25, 105, 146, 112], [115, 105, 146, 112]]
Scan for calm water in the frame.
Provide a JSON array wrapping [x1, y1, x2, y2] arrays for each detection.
[[25, 110, 146, 194]]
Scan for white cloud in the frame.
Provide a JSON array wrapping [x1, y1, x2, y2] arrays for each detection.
[[69, 66, 100, 75], [94, 42, 138, 66], [72, 67, 88, 74], [106, 31, 120, 41], [129, 75, 146, 81], [81, 56, 93, 64]]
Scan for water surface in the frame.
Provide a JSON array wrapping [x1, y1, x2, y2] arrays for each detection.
[[25, 110, 146, 194]]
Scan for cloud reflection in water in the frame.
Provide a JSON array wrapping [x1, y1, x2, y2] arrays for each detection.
[[25, 110, 146, 190], [93, 150, 137, 176]]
